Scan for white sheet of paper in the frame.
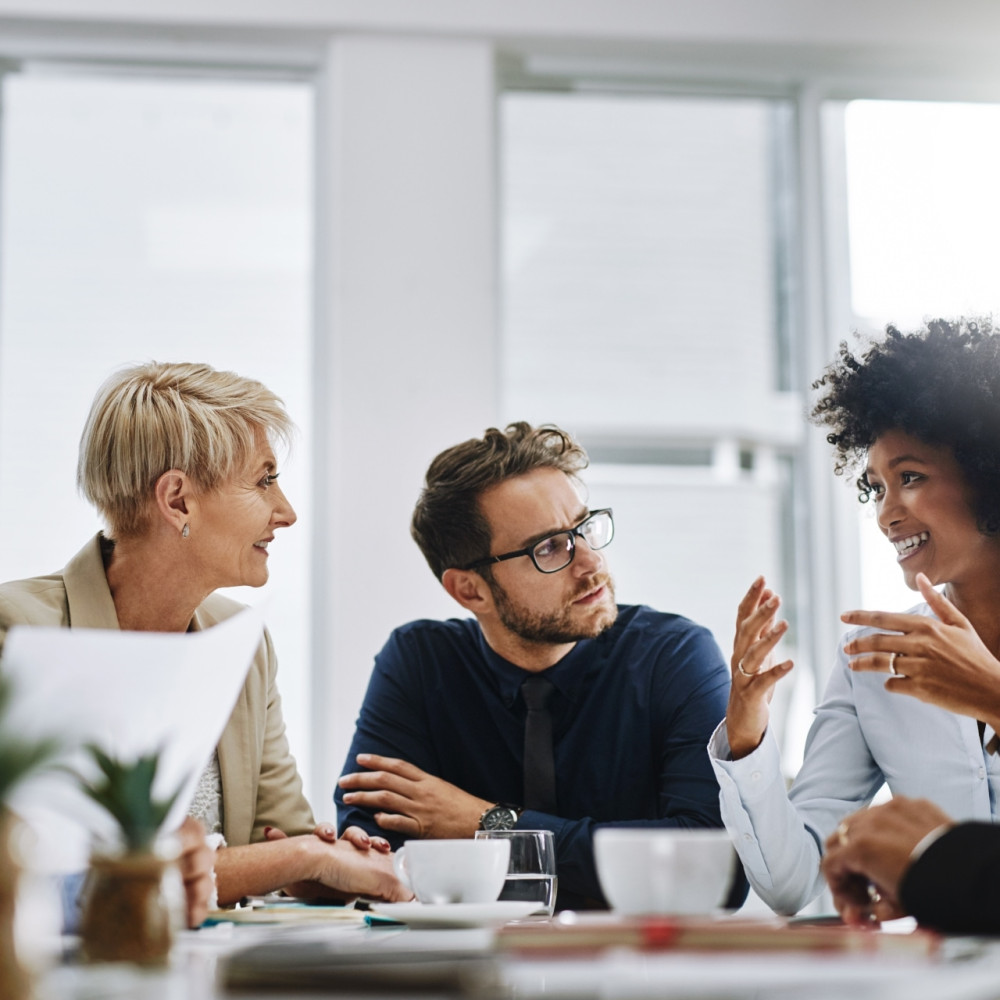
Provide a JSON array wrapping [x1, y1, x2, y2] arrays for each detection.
[[3, 604, 264, 872]]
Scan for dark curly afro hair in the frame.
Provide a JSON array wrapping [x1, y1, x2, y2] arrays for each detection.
[[811, 317, 1000, 535]]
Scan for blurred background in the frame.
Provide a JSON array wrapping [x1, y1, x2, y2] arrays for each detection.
[[0, 2, 998, 854]]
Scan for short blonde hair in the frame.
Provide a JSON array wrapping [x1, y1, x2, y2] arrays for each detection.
[[78, 361, 294, 539]]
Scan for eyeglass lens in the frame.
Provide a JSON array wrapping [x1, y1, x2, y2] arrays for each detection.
[[531, 510, 613, 572]]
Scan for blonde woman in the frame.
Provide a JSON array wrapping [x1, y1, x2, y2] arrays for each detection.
[[0, 362, 407, 907]]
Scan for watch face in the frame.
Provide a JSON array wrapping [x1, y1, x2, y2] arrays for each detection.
[[481, 805, 517, 830]]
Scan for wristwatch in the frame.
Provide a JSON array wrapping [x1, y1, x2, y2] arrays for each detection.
[[478, 802, 521, 831]]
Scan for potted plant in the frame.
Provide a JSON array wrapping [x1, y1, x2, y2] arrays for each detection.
[[75, 746, 184, 966], [0, 675, 58, 1000]]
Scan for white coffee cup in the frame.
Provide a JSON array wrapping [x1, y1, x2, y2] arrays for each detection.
[[594, 829, 735, 915], [392, 839, 511, 904]]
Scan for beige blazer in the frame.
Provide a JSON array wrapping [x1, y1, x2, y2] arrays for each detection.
[[0, 534, 315, 846]]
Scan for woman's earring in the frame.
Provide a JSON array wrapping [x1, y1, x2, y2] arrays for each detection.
[[182, 523, 190, 539]]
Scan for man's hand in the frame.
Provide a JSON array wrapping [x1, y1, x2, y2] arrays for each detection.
[[338, 753, 493, 839], [821, 798, 954, 927], [176, 817, 214, 928]]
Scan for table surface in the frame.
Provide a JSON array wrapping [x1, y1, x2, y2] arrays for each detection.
[[31, 913, 1000, 1000]]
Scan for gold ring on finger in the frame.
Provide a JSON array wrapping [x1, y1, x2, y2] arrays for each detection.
[[835, 821, 849, 847]]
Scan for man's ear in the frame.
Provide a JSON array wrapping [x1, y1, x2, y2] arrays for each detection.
[[441, 568, 494, 615], [153, 469, 192, 534]]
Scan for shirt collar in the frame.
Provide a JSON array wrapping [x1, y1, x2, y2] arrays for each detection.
[[474, 617, 613, 709]]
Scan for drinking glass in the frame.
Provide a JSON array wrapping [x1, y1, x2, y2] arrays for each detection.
[[473, 829, 556, 915]]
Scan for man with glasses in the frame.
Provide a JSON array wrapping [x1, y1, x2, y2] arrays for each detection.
[[336, 422, 744, 908]]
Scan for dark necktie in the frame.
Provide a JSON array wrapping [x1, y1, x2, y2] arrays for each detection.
[[522, 674, 557, 813]]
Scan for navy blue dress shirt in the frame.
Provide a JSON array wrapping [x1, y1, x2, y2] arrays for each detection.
[[336, 604, 742, 904]]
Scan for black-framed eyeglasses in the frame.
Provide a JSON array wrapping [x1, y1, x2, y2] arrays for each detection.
[[462, 508, 614, 575]]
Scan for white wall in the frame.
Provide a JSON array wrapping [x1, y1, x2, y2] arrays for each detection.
[[311, 35, 498, 816]]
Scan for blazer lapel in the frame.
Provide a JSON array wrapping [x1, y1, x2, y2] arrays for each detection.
[[63, 535, 120, 630]]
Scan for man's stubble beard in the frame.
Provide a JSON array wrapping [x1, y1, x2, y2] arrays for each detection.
[[488, 573, 618, 645]]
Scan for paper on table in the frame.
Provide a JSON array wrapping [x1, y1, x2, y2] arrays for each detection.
[[3, 604, 264, 872]]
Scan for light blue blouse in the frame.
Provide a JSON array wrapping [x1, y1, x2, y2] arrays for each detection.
[[710, 602, 1000, 914]]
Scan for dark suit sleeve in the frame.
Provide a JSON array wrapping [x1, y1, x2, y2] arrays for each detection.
[[900, 823, 1000, 934]]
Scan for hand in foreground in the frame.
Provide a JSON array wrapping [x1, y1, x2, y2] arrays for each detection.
[[841, 573, 1000, 729], [339, 753, 493, 839], [725, 576, 794, 759], [177, 816, 215, 928], [821, 798, 953, 927]]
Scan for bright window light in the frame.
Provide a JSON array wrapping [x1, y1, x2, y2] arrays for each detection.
[[844, 99, 1000, 610]]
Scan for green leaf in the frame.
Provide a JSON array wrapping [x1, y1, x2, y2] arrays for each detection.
[[75, 745, 187, 853]]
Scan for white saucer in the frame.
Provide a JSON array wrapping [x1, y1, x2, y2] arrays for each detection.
[[371, 900, 541, 928]]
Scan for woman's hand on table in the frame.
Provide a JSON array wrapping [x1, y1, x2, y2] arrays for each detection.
[[725, 576, 794, 760], [215, 826, 407, 905], [291, 836, 412, 902], [842, 573, 1000, 730], [265, 822, 391, 853]]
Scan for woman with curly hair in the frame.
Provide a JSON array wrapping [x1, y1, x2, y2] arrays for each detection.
[[709, 317, 1000, 916]]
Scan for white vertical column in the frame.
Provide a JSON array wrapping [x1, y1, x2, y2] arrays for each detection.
[[310, 35, 499, 818], [796, 84, 862, 698]]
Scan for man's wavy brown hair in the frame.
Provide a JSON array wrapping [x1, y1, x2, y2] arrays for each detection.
[[411, 422, 589, 580]]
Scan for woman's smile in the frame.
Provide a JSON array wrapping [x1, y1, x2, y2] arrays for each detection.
[[867, 429, 1000, 593], [892, 530, 928, 563]]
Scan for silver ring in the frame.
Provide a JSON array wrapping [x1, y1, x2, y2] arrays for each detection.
[[888, 652, 898, 675], [737, 659, 755, 679], [836, 821, 849, 847], [867, 882, 882, 905]]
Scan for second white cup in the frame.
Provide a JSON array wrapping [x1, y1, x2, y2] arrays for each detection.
[[392, 839, 511, 904], [594, 828, 735, 915]]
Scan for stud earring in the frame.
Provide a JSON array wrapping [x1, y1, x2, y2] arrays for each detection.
[[182, 523, 190, 539]]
